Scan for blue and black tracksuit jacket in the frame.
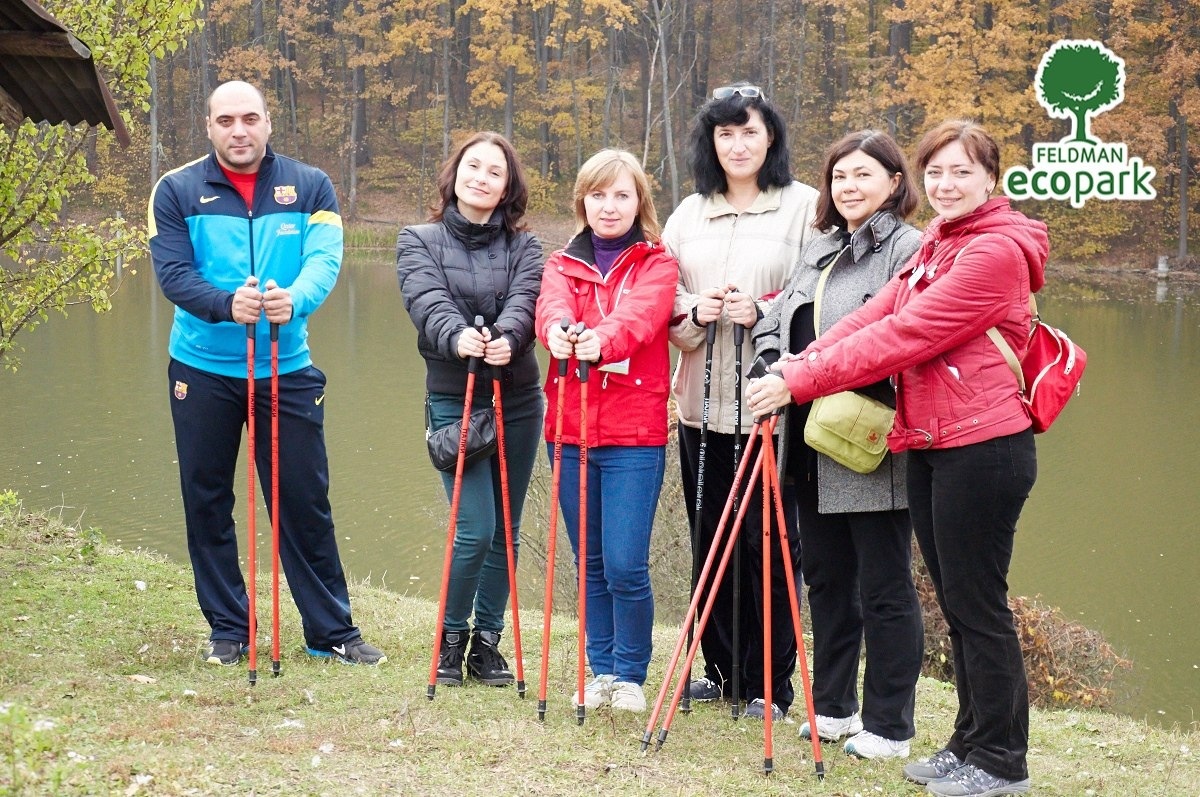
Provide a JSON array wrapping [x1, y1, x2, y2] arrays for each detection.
[[148, 146, 343, 377]]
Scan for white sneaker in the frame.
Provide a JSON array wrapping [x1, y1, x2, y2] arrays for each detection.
[[799, 712, 864, 741], [843, 729, 911, 760], [609, 681, 647, 713], [573, 674, 615, 708]]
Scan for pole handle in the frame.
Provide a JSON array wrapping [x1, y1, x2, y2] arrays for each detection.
[[467, 315, 485, 375], [575, 322, 590, 382], [705, 319, 717, 345], [487, 324, 504, 380], [557, 316, 571, 377]]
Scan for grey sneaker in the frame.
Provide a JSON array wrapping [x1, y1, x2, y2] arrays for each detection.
[[204, 640, 248, 666], [799, 712, 864, 741], [925, 762, 1031, 796], [306, 638, 387, 666], [905, 749, 964, 784]]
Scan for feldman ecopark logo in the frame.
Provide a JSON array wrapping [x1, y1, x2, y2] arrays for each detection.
[[1003, 40, 1156, 208]]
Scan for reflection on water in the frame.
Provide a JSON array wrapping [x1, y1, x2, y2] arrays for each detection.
[[1, 255, 1197, 729]]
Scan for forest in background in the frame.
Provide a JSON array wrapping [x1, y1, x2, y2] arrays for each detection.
[[50, 0, 1200, 261]]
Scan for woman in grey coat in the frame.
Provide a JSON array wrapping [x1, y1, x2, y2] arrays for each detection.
[[751, 130, 924, 759]]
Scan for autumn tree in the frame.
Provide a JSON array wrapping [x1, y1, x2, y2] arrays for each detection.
[[0, 0, 201, 370]]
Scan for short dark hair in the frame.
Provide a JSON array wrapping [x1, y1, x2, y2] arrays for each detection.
[[431, 131, 529, 233], [686, 87, 792, 195], [913, 119, 1001, 183], [813, 130, 919, 231]]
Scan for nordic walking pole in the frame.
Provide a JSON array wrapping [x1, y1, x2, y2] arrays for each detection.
[[575, 322, 590, 727], [654, 421, 769, 750], [488, 326, 526, 698], [270, 318, 281, 678], [760, 417, 775, 775], [731, 311, 745, 720], [761, 421, 824, 780], [642, 419, 764, 751], [683, 319, 718, 716], [537, 317, 573, 722], [427, 315, 486, 700], [245, 319, 258, 687]]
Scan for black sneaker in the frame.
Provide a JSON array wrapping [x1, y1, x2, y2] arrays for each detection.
[[436, 630, 468, 686], [688, 676, 723, 702], [467, 629, 514, 686], [743, 698, 785, 720], [204, 639, 248, 666], [306, 638, 387, 666]]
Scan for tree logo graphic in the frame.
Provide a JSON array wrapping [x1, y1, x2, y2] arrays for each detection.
[[1036, 40, 1125, 145]]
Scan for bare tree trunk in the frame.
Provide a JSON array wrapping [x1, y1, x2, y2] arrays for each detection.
[[886, 0, 910, 136], [533, 4, 553, 177], [651, 0, 679, 206], [1181, 114, 1190, 262], [441, 4, 452, 160], [150, 56, 160, 186], [602, 34, 617, 146], [252, 0, 265, 83], [766, 0, 777, 96]]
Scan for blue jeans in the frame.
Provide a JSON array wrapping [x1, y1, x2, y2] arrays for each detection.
[[551, 443, 665, 685], [428, 387, 544, 633]]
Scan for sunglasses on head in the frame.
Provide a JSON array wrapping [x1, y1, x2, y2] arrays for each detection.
[[712, 85, 766, 101]]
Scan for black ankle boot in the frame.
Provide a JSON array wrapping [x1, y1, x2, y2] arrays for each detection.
[[467, 629, 514, 687], [436, 629, 468, 686]]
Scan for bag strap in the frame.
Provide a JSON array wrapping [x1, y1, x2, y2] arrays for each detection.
[[986, 294, 1040, 394], [812, 247, 845, 337]]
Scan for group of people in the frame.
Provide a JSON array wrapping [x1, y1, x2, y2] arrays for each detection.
[[150, 79, 1044, 797]]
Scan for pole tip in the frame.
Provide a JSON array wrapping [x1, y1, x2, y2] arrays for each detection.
[[426, 685, 436, 701]]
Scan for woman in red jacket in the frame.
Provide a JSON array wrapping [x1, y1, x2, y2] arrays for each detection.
[[535, 149, 678, 713], [747, 120, 1044, 797]]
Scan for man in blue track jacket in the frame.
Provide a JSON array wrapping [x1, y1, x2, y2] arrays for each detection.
[[148, 80, 385, 667]]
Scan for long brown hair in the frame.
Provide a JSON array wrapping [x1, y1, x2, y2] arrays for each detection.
[[431, 131, 530, 233]]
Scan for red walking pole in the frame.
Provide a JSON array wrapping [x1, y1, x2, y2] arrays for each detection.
[[642, 420, 764, 750], [761, 422, 774, 775], [490, 349, 526, 698], [538, 318, 573, 721], [270, 321, 281, 678], [245, 321, 258, 687], [575, 324, 590, 726], [761, 422, 824, 779], [427, 315, 486, 700], [654, 421, 769, 749]]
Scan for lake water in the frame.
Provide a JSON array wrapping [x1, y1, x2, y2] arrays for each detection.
[[1, 254, 1197, 729]]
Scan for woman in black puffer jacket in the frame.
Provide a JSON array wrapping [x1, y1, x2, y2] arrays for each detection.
[[397, 131, 544, 688]]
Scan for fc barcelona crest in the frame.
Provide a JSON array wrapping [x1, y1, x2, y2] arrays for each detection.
[[174, 380, 189, 400], [274, 185, 298, 205]]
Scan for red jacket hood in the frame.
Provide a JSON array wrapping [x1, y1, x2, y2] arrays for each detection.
[[922, 197, 1048, 293]]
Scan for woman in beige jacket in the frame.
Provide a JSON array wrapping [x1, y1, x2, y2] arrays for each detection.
[[664, 82, 819, 720]]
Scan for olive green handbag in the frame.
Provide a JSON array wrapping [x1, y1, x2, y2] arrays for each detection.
[[802, 255, 895, 474]]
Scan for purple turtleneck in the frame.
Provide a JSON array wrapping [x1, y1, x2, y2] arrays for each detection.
[[591, 226, 637, 276]]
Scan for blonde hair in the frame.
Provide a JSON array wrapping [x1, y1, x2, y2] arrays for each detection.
[[572, 149, 661, 242]]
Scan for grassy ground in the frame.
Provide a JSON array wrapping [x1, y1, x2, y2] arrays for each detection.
[[1, 498, 1197, 796]]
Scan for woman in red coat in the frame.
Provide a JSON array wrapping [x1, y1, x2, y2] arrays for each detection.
[[748, 120, 1044, 797], [535, 149, 678, 713]]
